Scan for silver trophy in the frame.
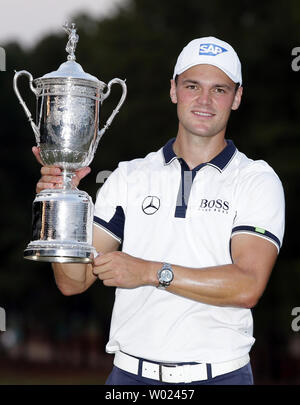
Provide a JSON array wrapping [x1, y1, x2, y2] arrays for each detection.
[[13, 23, 127, 263]]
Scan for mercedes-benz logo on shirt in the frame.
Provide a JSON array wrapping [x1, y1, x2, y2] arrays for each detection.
[[142, 196, 160, 215]]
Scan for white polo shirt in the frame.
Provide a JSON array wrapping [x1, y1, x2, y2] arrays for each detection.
[[93, 138, 285, 363]]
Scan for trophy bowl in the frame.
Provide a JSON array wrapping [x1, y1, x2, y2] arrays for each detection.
[[35, 76, 106, 171]]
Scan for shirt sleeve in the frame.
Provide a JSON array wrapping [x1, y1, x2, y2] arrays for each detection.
[[93, 165, 127, 243], [231, 163, 285, 252]]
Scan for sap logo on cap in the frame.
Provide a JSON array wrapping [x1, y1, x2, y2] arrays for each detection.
[[199, 43, 228, 56]]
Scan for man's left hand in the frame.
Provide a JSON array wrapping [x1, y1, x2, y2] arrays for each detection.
[[92, 251, 156, 288]]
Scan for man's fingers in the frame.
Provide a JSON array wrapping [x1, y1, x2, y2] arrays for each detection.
[[74, 167, 91, 181], [102, 278, 117, 287], [40, 175, 63, 184], [92, 254, 114, 277], [93, 268, 111, 279], [32, 146, 43, 165], [95, 271, 117, 288], [34, 150, 90, 193], [93, 253, 112, 266], [40, 166, 62, 176], [92, 262, 111, 276], [36, 181, 54, 193], [36, 180, 64, 193]]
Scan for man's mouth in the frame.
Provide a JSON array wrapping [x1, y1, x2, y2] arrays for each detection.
[[192, 111, 215, 117]]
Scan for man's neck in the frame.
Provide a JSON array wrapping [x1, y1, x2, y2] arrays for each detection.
[[173, 133, 227, 170]]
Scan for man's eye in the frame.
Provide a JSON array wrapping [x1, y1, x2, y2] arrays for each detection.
[[187, 85, 197, 90], [215, 88, 226, 94]]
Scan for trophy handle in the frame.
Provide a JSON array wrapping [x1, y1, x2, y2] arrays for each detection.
[[13, 70, 41, 145], [94, 78, 127, 151]]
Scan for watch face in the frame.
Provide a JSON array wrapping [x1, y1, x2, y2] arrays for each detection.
[[161, 268, 173, 282]]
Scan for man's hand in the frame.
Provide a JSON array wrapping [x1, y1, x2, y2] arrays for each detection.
[[92, 251, 157, 288], [32, 146, 91, 193]]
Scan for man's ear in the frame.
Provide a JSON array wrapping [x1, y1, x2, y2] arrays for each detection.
[[232, 86, 243, 111], [170, 79, 177, 104]]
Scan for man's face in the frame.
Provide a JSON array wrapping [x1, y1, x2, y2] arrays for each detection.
[[170, 64, 243, 140]]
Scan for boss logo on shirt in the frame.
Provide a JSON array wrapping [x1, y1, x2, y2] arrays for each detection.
[[199, 198, 230, 213]]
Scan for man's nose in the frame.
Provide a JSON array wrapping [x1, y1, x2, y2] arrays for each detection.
[[196, 89, 212, 105]]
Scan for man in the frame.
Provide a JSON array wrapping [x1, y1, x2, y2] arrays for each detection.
[[33, 37, 285, 385]]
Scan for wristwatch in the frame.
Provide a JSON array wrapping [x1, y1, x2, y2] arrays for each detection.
[[157, 263, 174, 289]]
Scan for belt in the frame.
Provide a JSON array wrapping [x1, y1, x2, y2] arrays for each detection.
[[114, 351, 250, 383]]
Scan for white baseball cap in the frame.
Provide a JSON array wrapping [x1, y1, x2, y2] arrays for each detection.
[[173, 36, 242, 85]]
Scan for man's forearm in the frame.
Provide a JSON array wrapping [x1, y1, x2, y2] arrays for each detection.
[[144, 260, 258, 308], [144, 234, 276, 308], [52, 262, 96, 296], [166, 263, 257, 308]]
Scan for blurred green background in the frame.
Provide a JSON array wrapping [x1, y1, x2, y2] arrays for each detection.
[[0, 0, 300, 384]]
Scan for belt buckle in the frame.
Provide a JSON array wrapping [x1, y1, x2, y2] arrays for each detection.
[[159, 363, 178, 383], [159, 363, 163, 382]]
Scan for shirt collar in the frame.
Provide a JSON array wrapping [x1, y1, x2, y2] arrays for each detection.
[[162, 137, 237, 172]]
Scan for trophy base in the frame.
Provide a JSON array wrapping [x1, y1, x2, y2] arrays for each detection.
[[24, 242, 96, 264], [25, 188, 95, 264]]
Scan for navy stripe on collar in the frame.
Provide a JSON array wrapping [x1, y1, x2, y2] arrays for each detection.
[[163, 138, 178, 165], [162, 138, 236, 172]]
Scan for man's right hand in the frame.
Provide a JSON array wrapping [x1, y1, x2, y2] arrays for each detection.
[[32, 146, 91, 193]]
